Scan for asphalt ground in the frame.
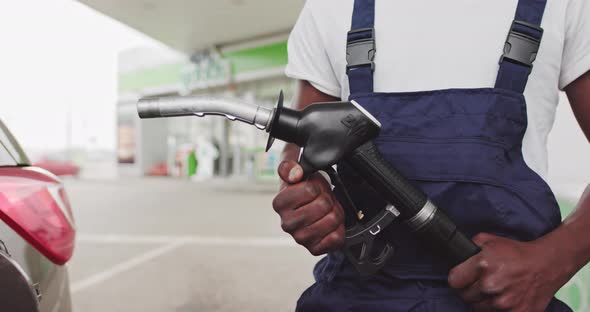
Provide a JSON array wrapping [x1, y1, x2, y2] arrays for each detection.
[[65, 177, 317, 312]]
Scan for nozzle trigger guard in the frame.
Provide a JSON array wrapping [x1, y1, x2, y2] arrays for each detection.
[[343, 205, 399, 275], [322, 167, 399, 275]]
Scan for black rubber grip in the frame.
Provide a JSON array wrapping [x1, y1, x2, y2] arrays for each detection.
[[345, 141, 480, 265], [346, 141, 427, 217], [414, 209, 481, 266]]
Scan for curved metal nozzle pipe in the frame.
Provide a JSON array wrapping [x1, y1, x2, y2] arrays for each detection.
[[137, 95, 274, 130]]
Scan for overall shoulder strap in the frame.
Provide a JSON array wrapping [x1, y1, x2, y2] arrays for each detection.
[[495, 0, 547, 93], [346, 0, 376, 95]]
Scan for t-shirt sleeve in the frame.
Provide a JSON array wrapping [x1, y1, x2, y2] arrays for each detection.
[[559, 0, 590, 89], [285, 1, 341, 97]]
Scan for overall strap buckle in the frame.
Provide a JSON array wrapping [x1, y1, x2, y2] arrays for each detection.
[[346, 28, 376, 73], [499, 20, 543, 68]]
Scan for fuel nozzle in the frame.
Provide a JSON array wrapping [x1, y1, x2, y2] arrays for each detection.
[[137, 94, 274, 130], [266, 94, 381, 175], [264, 91, 302, 152], [137, 91, 381, 176]]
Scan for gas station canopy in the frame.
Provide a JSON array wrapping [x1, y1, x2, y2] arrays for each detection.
[[79, 0, 305, 54]]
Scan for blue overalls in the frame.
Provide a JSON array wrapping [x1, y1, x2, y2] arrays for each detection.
[[296, 0, 573, 311]]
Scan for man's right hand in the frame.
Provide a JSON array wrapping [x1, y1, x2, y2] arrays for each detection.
[[272, 160, 345, 256]]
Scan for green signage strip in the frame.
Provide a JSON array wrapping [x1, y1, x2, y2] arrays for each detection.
[[118, 41, 288, 93], [224, 41, 288, 76], [119, 63, 184, 93]]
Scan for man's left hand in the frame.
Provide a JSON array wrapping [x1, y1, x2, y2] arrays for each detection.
[[448, 233, 569, 312]]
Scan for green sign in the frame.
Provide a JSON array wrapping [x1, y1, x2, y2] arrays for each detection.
[[224, 41, 288, 75], [180, 56, 232, 93], [119, 63, 184, 93], [118, 41, 288, 93]]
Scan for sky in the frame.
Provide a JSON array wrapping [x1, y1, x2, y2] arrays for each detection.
[[0, 0, 157, 152]]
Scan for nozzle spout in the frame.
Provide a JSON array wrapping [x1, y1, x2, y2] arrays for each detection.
[[137, 95, 274, 130], [137, 98, 162, 119]]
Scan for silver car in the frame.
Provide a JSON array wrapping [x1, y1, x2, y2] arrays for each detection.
[[0, 120, 74, 312]]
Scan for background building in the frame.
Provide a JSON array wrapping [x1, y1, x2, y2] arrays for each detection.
[[115, 38, 294, 180], [78, 0, 306, 180]]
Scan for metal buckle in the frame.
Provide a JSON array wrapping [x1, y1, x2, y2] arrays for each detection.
[[499, 20, 543, 68], [346, 28, 376, 72]]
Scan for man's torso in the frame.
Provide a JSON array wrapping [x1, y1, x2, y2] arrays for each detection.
[[288, 0, 576, 180]]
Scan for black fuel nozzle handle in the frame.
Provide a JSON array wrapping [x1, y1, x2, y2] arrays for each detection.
[[345, 141, 481, 266], [269, 100, 480, 268]]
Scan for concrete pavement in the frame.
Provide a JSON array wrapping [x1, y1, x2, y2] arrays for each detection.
[[65, 177, 318, 312]]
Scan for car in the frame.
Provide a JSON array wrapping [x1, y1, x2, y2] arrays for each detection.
[[0, 119, 75, 312], [33, 157, 80, 177]]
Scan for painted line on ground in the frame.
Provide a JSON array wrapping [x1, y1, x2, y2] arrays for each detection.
[[70, 235, 296, 293], [76, 234, 295, 247], [70, 240, 187, 294]]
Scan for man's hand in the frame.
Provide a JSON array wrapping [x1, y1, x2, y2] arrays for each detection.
[[272, 80, 343, 256], [448, 233, 571, 312], [272, 160, 345, 255]]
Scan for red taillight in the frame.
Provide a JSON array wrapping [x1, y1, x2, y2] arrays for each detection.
[[0, 173, 75, 265]]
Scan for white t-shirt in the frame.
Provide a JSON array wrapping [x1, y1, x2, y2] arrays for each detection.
[[285, 0, 590, 180]]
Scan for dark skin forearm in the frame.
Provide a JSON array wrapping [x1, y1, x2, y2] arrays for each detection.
[[539, 184, 590, 280], [546, 70, 590, 278], [272, 81, 345, 256]]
